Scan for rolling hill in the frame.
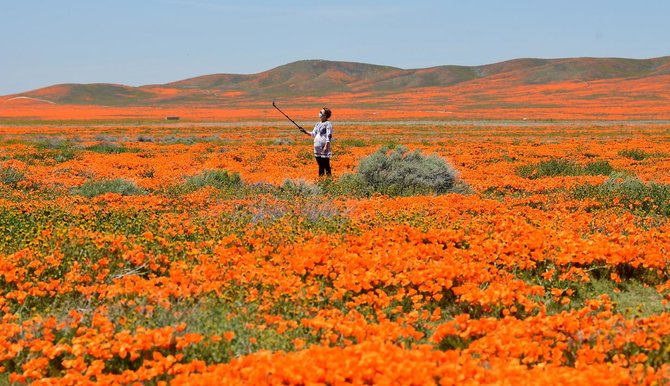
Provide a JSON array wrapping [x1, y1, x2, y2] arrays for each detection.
[[2, 56, 670, 120]]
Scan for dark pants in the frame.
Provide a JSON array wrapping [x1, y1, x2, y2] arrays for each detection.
[[316, 157, 331, 176]]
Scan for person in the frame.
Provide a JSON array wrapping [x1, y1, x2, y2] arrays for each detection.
[[304, 107, 333, 177]]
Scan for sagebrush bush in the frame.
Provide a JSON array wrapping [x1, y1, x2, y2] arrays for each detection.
[[516, 158, 615, 179], [356, 145, 458, 196], [76, 179, 146, 197]]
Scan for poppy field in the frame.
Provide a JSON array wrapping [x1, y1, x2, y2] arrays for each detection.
[[1, 120, 670, 384]]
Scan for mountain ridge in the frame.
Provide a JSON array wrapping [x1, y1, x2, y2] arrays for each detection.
[[5, 56, 670, 107]]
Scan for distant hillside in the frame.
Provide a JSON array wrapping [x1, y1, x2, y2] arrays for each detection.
[[168, 60, 401, 96], [5, 57, 670, 107], [20, 84, 155, 105], [3, 56, 670, 121]]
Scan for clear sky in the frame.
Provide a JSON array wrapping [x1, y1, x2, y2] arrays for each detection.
[[2, 0, 669, 95]]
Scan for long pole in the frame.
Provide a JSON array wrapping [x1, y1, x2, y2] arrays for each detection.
[[272, 100, 306, 133]]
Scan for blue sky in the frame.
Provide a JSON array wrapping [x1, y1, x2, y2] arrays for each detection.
[[2, 0, 669, 95]]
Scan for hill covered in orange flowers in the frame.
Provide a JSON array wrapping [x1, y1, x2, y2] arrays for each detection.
[[2, 56, 670, 121]]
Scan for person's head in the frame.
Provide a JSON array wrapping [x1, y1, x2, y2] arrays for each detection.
[[319, 107, 332, 121]]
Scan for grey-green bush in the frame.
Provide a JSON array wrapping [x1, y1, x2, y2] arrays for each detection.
[[357, 145, 457, 196]]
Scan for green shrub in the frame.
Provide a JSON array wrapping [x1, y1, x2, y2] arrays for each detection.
[[76, 179, 146, 197], [517, 158, 615, 179], [356, 145, 458, 196], [185, 170, 243, 190], [516, 159, 577, 179], [85, 141, 138, 154], [164, 169, 245, 196], [618, 148, 666, 161], [162, 170, 257, 197], [584, 160, 615, 176], [573, 172, 670, 215], [619, 149, 648, 161]]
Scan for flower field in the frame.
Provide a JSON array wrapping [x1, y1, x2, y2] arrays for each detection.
[[1, 120, 670, 384]]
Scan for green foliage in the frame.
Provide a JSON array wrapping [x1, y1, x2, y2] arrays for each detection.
[[178, 298, 304, 364], [279, 179, 322, 197], [76, 179, 147, 198], [85, 141, 138, 154], [619, 149, 648, 161], [356, 145, 458, 196], [448, 180, 475, 195], [159, 135, 196, 145], [186, 169, 243, 190], [0, 166, 26, 188], [337, 138, 368, 148], [516, 159, 577, 178], [516, 158, 615, 179], [572, 172, 670, 215], [298, 149, 314, 162], [273, 137, 295, 146], [141, 135, 223, 145], [618, 148, 667, 161], [164, 169, 245, 196], [34, 138, 81, 163], [586, 278, 665, 317], [583, 160, 615, 175], [315, 145, 469, 198], [319, 173, 373, 197]]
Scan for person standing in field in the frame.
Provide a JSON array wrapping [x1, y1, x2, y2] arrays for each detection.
[[304, 107, 333, 177]]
